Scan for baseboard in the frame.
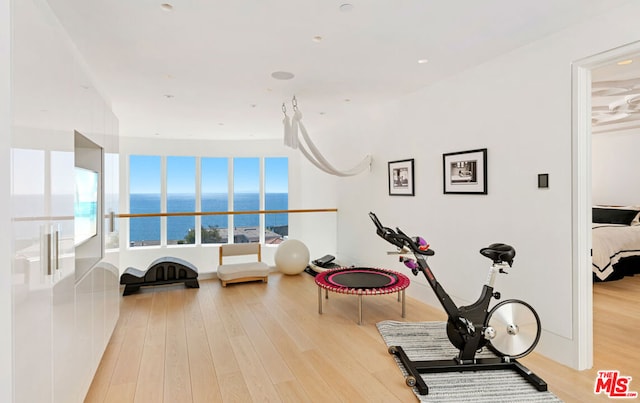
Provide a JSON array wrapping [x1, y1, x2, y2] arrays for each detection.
[[199, 272, 217, 280]]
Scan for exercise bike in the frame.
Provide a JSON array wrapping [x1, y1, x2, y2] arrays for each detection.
[[369, 212, 547, 395]]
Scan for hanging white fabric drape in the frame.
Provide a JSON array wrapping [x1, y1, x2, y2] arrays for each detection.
[[282, 106, 371, 177]]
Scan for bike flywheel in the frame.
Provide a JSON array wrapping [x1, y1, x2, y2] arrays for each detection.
[[486, 299, 541, 358]]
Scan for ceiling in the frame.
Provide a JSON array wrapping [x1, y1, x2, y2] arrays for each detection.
[[591, 56, 640, 135], [42, 0, 632, 140]]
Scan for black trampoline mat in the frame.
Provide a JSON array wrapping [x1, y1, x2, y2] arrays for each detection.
[[326, 269, 398, 289]]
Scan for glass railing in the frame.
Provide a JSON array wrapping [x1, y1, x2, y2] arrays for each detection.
[[119, 208, 338, 247]]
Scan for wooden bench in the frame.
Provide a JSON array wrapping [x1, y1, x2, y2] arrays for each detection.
[[120, 257, 199, 295], [217, 243, 269, 287]]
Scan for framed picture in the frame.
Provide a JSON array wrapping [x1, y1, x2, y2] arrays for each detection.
[[388, 159, 415, 196], [443, 148, 487, 194]]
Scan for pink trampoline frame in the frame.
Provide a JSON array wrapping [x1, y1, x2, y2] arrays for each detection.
[[315, 267, 410, 325]]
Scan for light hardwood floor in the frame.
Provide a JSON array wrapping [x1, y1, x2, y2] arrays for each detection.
[[85, 272, 640, 402]]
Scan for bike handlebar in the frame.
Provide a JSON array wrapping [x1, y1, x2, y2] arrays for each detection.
[[369, 212, 434, 256]]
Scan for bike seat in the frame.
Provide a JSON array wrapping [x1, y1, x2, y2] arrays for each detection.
[[479, 243, 515, 265]]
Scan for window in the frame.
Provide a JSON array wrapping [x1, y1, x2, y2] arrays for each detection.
[[128, 155, 287, 247], [129, 155, 161, 246], [167, 156, 195, 244], [201, 158, 228, 244], [233, 158, 260, 243], [265, 157, 288, 244]]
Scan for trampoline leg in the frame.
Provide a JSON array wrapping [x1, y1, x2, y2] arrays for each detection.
[[318, 286, 323, 314], [401, 290, 406, 318], [358, 295, 363, 325]]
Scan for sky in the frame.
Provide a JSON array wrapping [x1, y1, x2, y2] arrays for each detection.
[[129, 155, 288, 194]]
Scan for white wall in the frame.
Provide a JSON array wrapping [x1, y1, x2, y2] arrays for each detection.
[[330, 2, 640, 369], [592, 130, 640, 205], [118, 136, 338, 274], [0, 0, 12, 400]]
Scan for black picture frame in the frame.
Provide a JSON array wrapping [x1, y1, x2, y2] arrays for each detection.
[[443, 148, 487, 194], [388, 159, 415, 196]]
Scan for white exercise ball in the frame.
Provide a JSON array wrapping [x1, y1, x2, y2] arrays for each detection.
[[275, 239, 310, 275]]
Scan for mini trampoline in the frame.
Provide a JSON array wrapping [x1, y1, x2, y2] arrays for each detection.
[[315, 267, 410, 324]]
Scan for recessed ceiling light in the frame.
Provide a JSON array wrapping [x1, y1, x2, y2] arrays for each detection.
[[340, 3, 354, 12], [617, 59, 633, 65], [417, 58, 429, 64], [312, 35, 323, 43], [160, 3, 173, 11], [271, 71, 295, 80]]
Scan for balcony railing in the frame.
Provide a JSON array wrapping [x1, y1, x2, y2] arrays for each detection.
[[119, 208, 338, 247]]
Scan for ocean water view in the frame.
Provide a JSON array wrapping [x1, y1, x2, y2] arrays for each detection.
[[130, 193, 288, 242]]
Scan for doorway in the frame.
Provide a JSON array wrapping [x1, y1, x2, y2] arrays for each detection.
[[572, 40, 640, 370]]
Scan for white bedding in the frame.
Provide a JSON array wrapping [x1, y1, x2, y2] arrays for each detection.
[[592, 223, 640, 281]]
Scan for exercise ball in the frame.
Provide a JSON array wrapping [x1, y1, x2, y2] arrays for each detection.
[[275, 239, 310, 275]]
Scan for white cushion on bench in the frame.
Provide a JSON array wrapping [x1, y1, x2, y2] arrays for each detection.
[[217, 262, 269, 282]]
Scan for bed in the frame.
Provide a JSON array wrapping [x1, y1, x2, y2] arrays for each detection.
[[592, 206, 640, 281]]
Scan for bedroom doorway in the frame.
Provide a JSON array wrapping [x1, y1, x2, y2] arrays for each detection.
[[572, 40, 640, 370]]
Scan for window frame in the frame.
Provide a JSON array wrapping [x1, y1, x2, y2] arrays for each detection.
[[127, 155, 288, 248]]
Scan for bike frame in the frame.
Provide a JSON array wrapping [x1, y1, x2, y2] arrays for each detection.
[[411, 252, 506, 361]]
